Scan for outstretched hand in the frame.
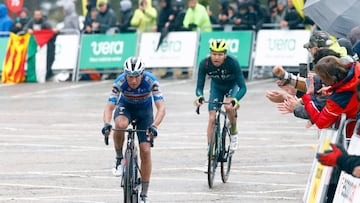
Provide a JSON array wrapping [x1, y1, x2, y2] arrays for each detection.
[[316, 143, 346, 166]]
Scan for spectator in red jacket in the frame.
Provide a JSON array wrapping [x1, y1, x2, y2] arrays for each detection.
[[302, 56, 360, 137]]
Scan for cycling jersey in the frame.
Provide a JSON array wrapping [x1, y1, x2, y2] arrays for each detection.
[[108, 71, 164, 109], [196, 55, 247, 109]]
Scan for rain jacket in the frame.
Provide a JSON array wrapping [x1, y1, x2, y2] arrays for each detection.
[[63, 0, 80, 31], [302, 62, 360, 135], [183, 2, 212, 32], [0, 4, 13, 34], [130, 0, 157, 32]]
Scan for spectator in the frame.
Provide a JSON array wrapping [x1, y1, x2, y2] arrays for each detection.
[[84, 0, 97, 25], [233, 2, 250, 30], [0, 4, 13, 36], [62, 0, 80, 32], [10, 7, 30, 34], [156, 0, 172, 33], [23, 9, 54, 33], [131, 0, 158, 32], [24, 9, 57, 81], [167, 0, 186, 32], [83, 7, 100, 34], [217, 0, 230, 25], [302, 55, 360, 134], [247, 0, 266, 31], [183, 0, 212, 32], [271, 0, 287, 26], [118, 0, 134, 33], [317, 143, 360, 178], [96, 1, 117, 34], [280, 0, 303, 29]]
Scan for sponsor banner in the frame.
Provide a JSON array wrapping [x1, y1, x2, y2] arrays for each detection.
[[52, 35, 80, 70], [197, 31, 253, 69], [303, 128, 339, 203], [0, 37, 9, 72], [79, 33, 137, 69], [138, 31, 198, 68], [254, 30, 311, 67], [333, 120, 360, 203]]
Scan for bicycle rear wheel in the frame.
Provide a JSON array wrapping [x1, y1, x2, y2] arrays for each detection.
[[208, 124, 219, 188], [221, 126, 232, 183]]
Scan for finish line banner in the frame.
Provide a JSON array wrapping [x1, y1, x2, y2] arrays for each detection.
[[254, 30, 311, 67], [138, 31, 198, 68]]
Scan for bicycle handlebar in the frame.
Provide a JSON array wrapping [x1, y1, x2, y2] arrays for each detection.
[[196, 101, 232, 115], [112, 128, 148, 133]]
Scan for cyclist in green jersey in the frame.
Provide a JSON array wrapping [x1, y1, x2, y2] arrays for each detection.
[[194, 39, 247, 151]]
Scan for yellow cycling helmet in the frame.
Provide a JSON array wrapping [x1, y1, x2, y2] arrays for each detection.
[[209, 39, 227, 53]]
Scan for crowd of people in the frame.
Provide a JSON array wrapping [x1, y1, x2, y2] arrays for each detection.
[[266, 28, 360, 202], [0, 0, 316, 80]]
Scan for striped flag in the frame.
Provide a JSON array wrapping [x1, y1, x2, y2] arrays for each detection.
[[1, 33, 30, 84], [26, 29, 55, 83]]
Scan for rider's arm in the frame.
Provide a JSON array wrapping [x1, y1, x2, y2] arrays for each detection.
[[103, 102, 116, 124], [195, 60, 207, 97], [103, 81, 122, 124], [151, 81, 166, 128], [153, 101, 166, 128], [233, 59, 247, 100]]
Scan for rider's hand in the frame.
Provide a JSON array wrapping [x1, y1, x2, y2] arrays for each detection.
[[147, 125, 158, 138], [230, 98, 240, 109], [101, 123, 112, 145], [316, 144, 346, 167], [194, 96, 204, 106]]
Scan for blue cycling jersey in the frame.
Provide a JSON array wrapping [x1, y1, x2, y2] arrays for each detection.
[[108, 71, 164, 108]]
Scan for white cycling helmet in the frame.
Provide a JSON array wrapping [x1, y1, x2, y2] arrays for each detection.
[[123, 57, 145, 76]]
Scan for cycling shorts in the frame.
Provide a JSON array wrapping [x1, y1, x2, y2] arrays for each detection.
[[208, 82, 239, 111], [114, 103, 154, 144]]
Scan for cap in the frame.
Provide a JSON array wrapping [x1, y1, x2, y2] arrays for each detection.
[[303, 31, 332, 49]]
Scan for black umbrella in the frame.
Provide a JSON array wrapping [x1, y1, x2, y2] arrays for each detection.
[[156, 27, 170, 51], [303, 0, 360, 38]]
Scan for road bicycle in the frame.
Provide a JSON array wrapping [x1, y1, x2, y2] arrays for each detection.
[[113, 120, 147, 203], [196, 100, 235, 188]]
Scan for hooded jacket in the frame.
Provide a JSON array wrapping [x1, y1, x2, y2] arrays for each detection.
[[131, 0, 157, 32], [302, 62, 360, 135], [63, 0, 80, 31], [0, 4, 13, 33]]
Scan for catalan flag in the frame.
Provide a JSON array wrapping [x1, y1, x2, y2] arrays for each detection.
[[1, 33, 30, 84]]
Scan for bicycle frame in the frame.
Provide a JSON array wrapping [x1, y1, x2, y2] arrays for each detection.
[[196, 100, 234, 188], [113, 120, 147, 203]]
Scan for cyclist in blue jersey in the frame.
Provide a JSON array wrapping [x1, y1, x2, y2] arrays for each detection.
[[194, 39, 247, 152], [101, 57, 166, 203]]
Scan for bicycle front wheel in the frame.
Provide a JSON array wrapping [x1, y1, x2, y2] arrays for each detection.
[[221, 126, 232, 183], [208, 124, 219, 188], [124, 151, 136, 203]]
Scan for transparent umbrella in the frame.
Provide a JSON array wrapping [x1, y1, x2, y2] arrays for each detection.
[[303, 0, 360, 38]]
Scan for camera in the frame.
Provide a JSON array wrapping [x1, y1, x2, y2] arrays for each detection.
[[298, 63, 308, 78]]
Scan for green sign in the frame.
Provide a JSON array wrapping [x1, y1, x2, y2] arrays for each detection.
[[197, 31, 253, 70], [79, 33, 137, 69], [0, 37, 9, 71]]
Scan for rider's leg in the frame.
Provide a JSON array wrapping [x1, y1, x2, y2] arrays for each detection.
[[139, 142, 151, 197], [207, 111, 216, 144], [113, 115, 129, 159], [224, 97, 237, 134]]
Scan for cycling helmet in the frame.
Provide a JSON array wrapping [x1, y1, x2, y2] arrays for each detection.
[[209, 39, 227, 53], [123, 57, 145, 76]]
